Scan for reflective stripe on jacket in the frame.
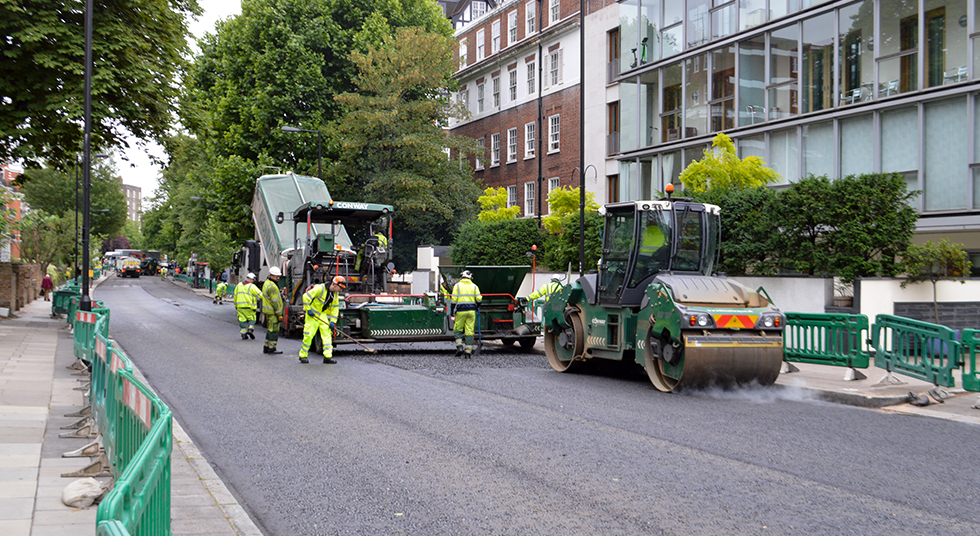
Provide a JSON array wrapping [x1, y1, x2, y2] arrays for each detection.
[[261, 279, 284, 316], [451, 279, 482, 311], [303, 284, 341, 323], [234, 282, 261, 310], [529, 280, 562, 301]]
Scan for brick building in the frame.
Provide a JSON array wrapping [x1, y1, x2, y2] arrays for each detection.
[[1, 164, 23, 262], [121, 183, 141, 224]]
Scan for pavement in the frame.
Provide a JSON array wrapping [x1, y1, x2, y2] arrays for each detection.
[[1, 276, 979, 536]]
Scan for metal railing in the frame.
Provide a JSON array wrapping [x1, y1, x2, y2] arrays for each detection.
[[871, 314, 962, 388], [783, 312, 870, 369]]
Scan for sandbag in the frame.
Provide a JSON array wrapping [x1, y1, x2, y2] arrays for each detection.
[[62, 477, 104, 508]]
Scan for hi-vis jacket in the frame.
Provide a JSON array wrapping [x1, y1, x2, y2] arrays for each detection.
[[450, 279, 482, 312], [529, 280, 562, 301], [234, 282, 261, 310], [303, 283, 341, 324], [261, 279, 284, 316]]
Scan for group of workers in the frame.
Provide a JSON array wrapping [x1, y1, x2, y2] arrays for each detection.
[[225, 268, 564, 363]]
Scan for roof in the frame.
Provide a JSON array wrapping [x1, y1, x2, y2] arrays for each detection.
[[292, 200, 394, 226]]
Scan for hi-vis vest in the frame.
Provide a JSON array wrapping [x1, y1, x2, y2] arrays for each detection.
[[529, 280, 562, 301], [451, 279, 482, 311], [234, 282, 260, 310], [303, 284, 341, 323]]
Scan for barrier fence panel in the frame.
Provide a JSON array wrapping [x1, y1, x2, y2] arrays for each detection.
[[872, 314, 961, 387], [73, 309, 99, 362], [783, 313, 871, 368], [960, 329, 980, 392]]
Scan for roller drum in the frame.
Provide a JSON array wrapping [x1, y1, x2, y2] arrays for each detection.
[[646, 332, 783, 392]]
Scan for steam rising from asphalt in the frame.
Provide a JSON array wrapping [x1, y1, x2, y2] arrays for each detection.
[[682, 377, 819, 404]]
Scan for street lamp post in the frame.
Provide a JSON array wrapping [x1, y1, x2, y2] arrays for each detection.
[[80, 0, 94, 311], [76, 154, 109, 282], [571, 165, 597, 277], [281, 125, 322, 178]]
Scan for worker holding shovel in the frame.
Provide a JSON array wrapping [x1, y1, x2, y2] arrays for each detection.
[[299, 276, 346, 364]]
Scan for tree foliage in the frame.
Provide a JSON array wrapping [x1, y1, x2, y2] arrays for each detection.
[[451, 219, 543, 266], [542, 211, 602, 273], [541, 186, 599, 234], [17, 165, 127, 238], [0, 0, 201, 168], [17, 210, 73, 276], [901, 238, 970, 323], [679, 133, 781, 193], [692, 186, 780, 275], [477, 187, 520, 222]]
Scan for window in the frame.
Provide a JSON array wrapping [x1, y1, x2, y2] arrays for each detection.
[[526, 1, 536, 34], [527, 60, 536, 94], [838, 0, 872, 106], [472, 1, 486, 19], [509, 69, 518, 101], [491, 133, 501, 165], [738, 34, 765, 126], [662, 61, 682, 142], [607, 101, 620, 155], [548, 177, 560, 195], [687, 0, 709, 48], [492, 76, 500, 107], [710, 45, 735, 132], [550, 0, 560, 24], [548, 114, 560, 152], [686, 53, 707, 138], [477, 83, 485, 112], [477, 29, 485, 61], [508, 10, 518, 45], [608, 28, 621, 81], [525, 122, 536, 158], [476, 137, 485, 170], [458, 89, 469, 111], [507, 185, 518, 207], [525, 182, 536, 216], [802, 13, 834, 114], [507, 127, 518, 162], [877, 1, 918, 97], [607, 174, 620, 203], [492, 20, 501, 53], [547, 49, 563, 87], [459, 39, 468, 68], [769, 24, 799, 120]]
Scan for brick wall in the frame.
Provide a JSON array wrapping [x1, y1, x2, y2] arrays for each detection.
[[0, 263, 42, 311]]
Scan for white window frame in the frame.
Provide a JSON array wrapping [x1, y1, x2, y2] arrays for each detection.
[[477, 83, 485, 112], [458, 89, 469, 110], [548, 114, 560, 153], [492, 20, 501, 54], [525, 122, 535, 158], [507, 127, 518, 162], [492, 76, 500, 107], [507, 185, 518, 208], [491, 133, 501, 165], [549, 49, 562, 86], [509, 70, 518, 101], [547, 177, 560, 213], [472, 1, 486, 19], [527, 60, 536, 94], [525, 182, 536, 216], [508, 10, 518, 45], [459, 39, 468, 68], [476, 137, 485, 170], [550, 0, 560, 24], [526, 1, 536, 34], [476, 29, 485, 61]]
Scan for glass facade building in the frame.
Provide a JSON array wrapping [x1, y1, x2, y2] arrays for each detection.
[[615, 0, 980, 229]]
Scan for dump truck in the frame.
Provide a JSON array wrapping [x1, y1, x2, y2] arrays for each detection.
[[541, 195, 785, 392], [118, 257, 141, 278]]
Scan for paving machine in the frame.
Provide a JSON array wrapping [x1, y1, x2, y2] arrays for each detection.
[[541, 195, 785, 392]]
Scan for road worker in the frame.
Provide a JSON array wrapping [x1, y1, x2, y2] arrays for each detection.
[[234, 273, 262, 340], [450, 270, 482, 358], [214, 280, 227, 304], [261, 267, 285, 355], [528, 277, 563, 302], [299, 276, 345, 364]]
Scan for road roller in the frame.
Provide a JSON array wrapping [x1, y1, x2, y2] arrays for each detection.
[[541, 194, 785, 392]]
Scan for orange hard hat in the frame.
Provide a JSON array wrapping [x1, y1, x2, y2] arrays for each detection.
[[332, 276, 347, 288]]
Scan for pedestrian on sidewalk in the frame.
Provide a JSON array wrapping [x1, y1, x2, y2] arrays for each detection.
[[234, 273, 262, 340], [41, 274, 53, 301], [261, 268, 284, 354]]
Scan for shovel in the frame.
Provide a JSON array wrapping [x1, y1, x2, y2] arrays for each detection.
[[472, 305, 483, 358], [310, 312, 377, 354]]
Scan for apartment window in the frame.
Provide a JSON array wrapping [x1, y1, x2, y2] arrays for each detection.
[[525, 122, 536, 158], [477, 83, 485, 112], [607, 101, 620, 155], [527, 60, 536, 94], [525, 182, 536, 216], [548, 114, 560, 152], [477, 29, 485, 61], [507, 127, 518, 162], [472, 1, 486, 19], [459, 89, 469, 110], [492, 20, 501, 53], [509, 69, 518, 101], [476, 137, 485, 170], [508, 10, 518, 45], [608, 28, 620, 81], [546, 49, 563, 87], [526, 1, 536, 34], [491, 133, 501, 165], [548, 177, 560, 195], [550, 0, 560, 24], [459, 39, 468, 68], [507, 185, 518, 207], [607, 175, 620, 203], [769, 24, 799, 120], [492, 76, 500, 107], [710, 45, 735, 132]]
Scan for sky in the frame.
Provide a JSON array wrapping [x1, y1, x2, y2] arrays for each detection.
[[114, 0, 242, 205]]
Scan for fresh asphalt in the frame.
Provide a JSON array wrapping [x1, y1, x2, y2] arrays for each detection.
[[98, 274, 980, 535]]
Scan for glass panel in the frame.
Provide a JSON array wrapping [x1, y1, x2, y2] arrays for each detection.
[[672, 209, 706, 273], [686, 54, 709, 138], [880, 105, 919, 173], [663, 24, 683, 58], [662, 62, 682, 141], [685, 145, 709, 170], [738, 35, 766, 125], [639, 158, 655, 198], [599, 207, 636, 300], [878, 55, 918, 97], [878, 0, 918, 95], [924, 97, 968, 210], [664, 0, 683, 26], [688, 0, 710, 48], [973, 168, 980, 209], [802, 121, 834, 178], [641, 0, 661, 65], [739, 0, 767, 32], [738, 133, 765, 159], [620, 159, 639, 201], [770, 0, 799, 21], [839, 113, 873, 177], [770, 24, 799, 85], [768, 83, 798, 119], [802, 13, 834, 113], [620, 77, 639, 152], [631, 210, 673, 286], [929, 0, 969, 87], [621, 0, 639, 72], [975, 95, 980, 161], [711, 45, 735, 100], [770, 127, 799, 184], [839, 0, 874, 106], [640, 70, 659, 147], [662, 149, 682, 189], [975, 37, 980, 81], [712, 3, 736, 39]]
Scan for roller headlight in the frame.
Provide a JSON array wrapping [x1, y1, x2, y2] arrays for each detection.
[[689, 313, 713, 327], [756, 314, 782, 329]]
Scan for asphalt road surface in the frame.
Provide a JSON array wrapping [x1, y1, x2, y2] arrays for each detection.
[[99, 275, 980, 535]]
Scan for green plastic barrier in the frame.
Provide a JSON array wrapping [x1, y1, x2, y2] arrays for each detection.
[[52, 287, 79, 316], [960, 329, 980, 392], [784, 313, 871, 368], [872, 314, 962, 387]]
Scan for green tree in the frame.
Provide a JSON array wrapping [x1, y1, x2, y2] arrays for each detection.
[[197, 216, 238, 275], [0, 188, 12, 248], [692, 186, 780, 275], [541, 186, 599, 234], [542, 211, 602, 273], [679, 133, 781, 193], [0, 0, 201, 168], [901, 239, 971, 324], [451, 219, 543, 266], [17, 210, 73, 277], [478, 187, 520, 222], [17, 165, 127, 238], [332, 27, 482, 269]]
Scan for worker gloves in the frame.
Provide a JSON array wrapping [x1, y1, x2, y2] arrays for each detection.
[[517, 297, 528, 307]]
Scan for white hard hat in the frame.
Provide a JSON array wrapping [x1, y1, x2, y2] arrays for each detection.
[[247, 272, 256, 280], [461, 270, 473, 279], [268, 267, 282, 277]]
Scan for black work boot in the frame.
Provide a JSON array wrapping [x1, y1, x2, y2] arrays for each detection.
[[323, 357, 336, 364], [299, 357, 309, 364], [241, 333, 248, 340], [247, 330, 255, 339], [268, 348, 283, 355], [262, 347, 270, 354]]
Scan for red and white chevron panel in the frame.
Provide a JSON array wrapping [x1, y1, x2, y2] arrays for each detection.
[[123, 377, 152, 429], [76, 311, 97, 324], [95, 338, 107, 362], [111, 352, 124, 373]]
